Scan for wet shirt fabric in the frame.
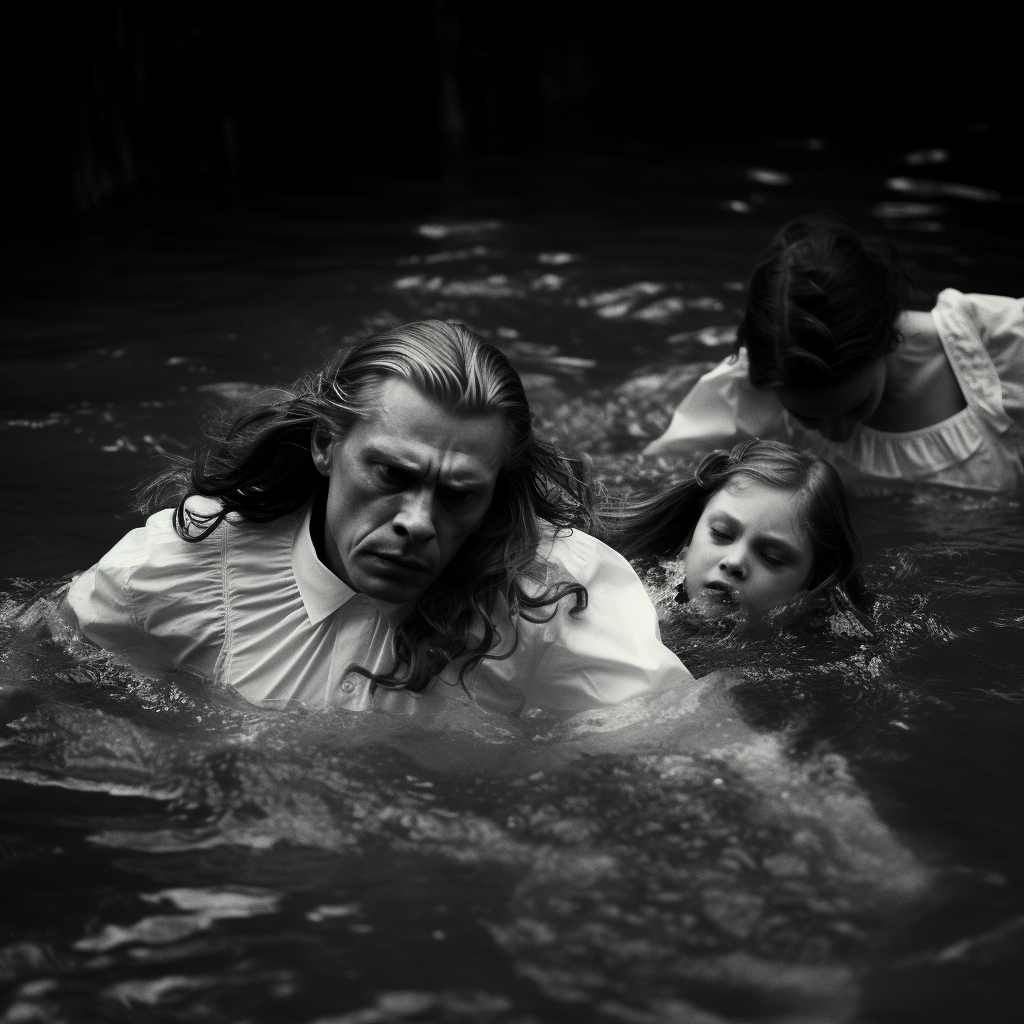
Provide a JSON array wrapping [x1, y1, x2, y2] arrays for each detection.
[[645, 290, 1024, 495], [65, 498, 691, 715]]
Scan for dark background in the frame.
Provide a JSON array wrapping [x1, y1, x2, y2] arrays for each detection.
[[1, 11, 1022, 1024], [4, 1, 1019, 234]]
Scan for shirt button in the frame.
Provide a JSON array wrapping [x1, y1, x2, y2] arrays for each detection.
[[340, 681, 356, 694]]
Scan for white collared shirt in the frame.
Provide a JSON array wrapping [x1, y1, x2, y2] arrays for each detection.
[[66, 498, 692, 715]]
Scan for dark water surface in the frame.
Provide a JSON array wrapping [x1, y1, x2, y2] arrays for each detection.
[[2, 160, 1022, 1022]]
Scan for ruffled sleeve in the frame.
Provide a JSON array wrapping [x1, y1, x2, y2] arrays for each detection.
[[65, 503, 227, 680], [465, 530, 695, 714], [949, 291, 1024, 425], [643, 350, 789, 457]]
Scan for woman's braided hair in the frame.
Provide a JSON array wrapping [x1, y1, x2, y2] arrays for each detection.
[[740, 214, 908, 390]]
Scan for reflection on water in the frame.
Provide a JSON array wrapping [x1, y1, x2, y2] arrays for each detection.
[[1, 170, 1022, 1021], [0, 610, 927, 1023]]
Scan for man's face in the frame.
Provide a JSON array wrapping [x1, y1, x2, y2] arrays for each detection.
[[312, 378, 507, 604], [775, 358, 887, 442]]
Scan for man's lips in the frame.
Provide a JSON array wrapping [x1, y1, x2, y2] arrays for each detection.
[[363, 551, 434, 575]]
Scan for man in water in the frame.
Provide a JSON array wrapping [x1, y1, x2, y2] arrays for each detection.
[[65, 320, 690, 715]]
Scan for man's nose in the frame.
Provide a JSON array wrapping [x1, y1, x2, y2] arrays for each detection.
[[393, 489, 436, 543]]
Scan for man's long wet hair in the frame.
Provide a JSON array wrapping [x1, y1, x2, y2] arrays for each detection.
[[601, 440, 869, 610], [740, 214, 907, 390], [142, 320, 594, 693]]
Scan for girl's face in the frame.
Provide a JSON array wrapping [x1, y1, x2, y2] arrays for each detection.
[[683, 477, 814, 620]]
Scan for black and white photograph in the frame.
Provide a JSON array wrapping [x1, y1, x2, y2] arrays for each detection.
[[2, 4, 1021, 1022]]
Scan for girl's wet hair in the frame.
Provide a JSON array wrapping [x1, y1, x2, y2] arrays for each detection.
[[603, 440, 868, 610], [739, 214, 907, 390]]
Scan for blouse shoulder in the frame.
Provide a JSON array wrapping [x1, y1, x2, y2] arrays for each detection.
[[80, 502, 224, 593], [934, 289, 1024, 358], [936, 289, 1024, 333], [67, 500, 229, 677], [538, 526, 632, 588], [644, 349, 788, 456], [471, 527, 692, 712], [933, 289, 1024, 422]]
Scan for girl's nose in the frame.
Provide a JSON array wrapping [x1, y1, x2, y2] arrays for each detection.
[[720, 549, 747, 580]]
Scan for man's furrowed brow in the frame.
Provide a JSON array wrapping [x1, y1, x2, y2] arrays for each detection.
[[440, 467, 493, 488], [362, 441, 493, 485], [363, 441, 427, 473]]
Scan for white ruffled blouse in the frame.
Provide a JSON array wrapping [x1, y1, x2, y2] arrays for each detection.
[[65, 498, 692, 715], [645, 290, 1024, 495]]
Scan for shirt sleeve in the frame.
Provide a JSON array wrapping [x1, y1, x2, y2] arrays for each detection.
[[467, 531, 695, 714], [643, 350, 789, 457], [65, 508, 226, 679], [960, 293, 1024, 424]]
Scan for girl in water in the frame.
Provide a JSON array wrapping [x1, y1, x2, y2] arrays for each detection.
[[604, 440, 869, 621], [644, 215, 1024, 495]]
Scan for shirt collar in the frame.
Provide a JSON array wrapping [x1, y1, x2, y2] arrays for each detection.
[[292, 499, 358, 625]]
